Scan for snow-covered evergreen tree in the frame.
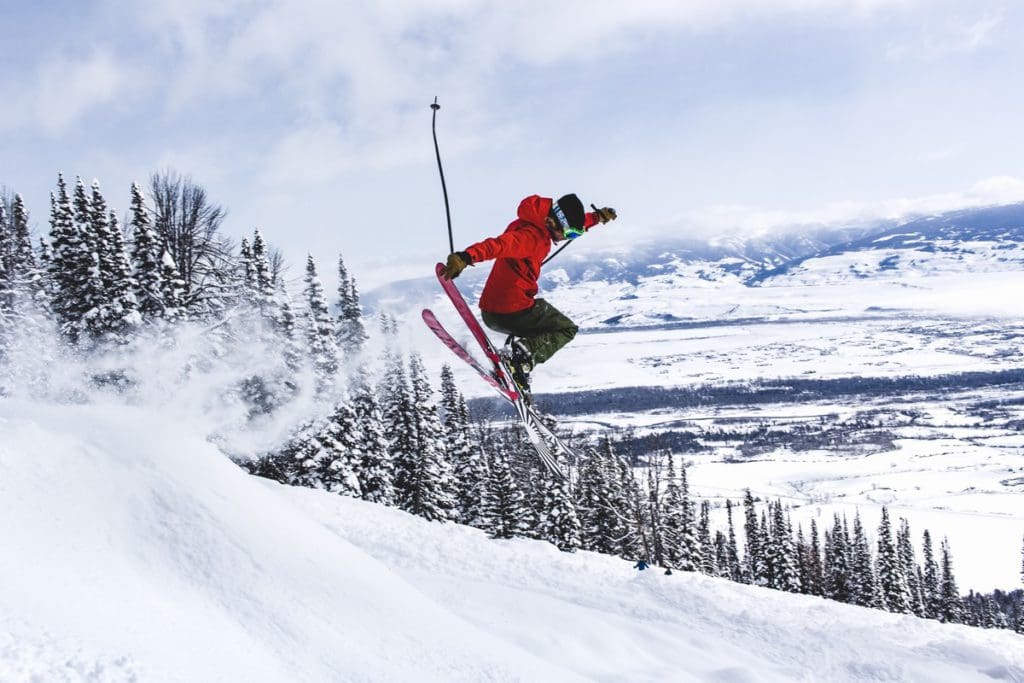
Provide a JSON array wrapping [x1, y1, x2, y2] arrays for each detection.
[[876, 507, 911, 613], [303, 255, 339, 395], [439, 365, 486, 526], [0, 201, 11, 317], [538, 466, 582, 551], [380, 349, 417, 505], [770, 502, 800, 593], [849, 511, 877, 608], [482, 446, 529, 539], [128, 182, 167, 319], [158, 250, 187, 323], [698, 500, 716, 576], [921, 529, 940, 619], [48, 175, 95, 341], [274, 281, 304, 373], [805, 518, 824, 596], [251, 230, 275, 311], [395, 354, 457, 522], [575, 443, 621, 556], [336, 254, 368, 356], [350, 367, 394, 505], [267, 397, 362, 496], [937, 538, 964, 624], [725, 499, 743, 582], [824, 514, 852, 603], [742, 489, 762, 584], [87, 181, 139, 342], [646, 461, 669, 566], [897, 518, 925, 617], [667, 461, 700, 571]]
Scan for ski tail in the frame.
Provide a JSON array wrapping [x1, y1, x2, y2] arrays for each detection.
[[422, 308, 517, 402]]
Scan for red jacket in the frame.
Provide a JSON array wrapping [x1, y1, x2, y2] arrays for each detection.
[[465, 195, 599, 314]]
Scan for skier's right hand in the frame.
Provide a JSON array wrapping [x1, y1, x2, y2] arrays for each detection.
[[594, 207, 617, 224], [441, 251, 471, 280]]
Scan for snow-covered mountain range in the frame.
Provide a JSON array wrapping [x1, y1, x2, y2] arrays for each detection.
[[368, 202, 1024, 328]]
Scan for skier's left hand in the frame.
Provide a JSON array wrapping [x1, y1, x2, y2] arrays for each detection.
[[594, 207, 617, 224], [441, 251, 471, 279]]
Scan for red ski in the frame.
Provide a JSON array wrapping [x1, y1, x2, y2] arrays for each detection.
[[423, 263, 571, 478]]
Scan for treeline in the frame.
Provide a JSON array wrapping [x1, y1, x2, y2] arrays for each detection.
[[0, 172, 371, 411], [481, 371, 1024, 417]]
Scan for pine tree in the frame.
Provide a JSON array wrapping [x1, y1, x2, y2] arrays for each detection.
[[575, 443, 620, 556], [849, 512, 878, 608], [538, 467, 582, 551], [725, 499, 743, 582], [768, 502, 800, 592], [805, 518, 825, 596], [274, 281, 304, 373], [937, 537, 964, 624], [350, 368, 393, 505], [158, 250, 187, 323], [439, 365, 485, 526], [898, 518, 925, 617], [669, 461, 700, 571], [742, 489, 762, 584], [70, 177, 106, 342], [315, 400, 364, 496], [88, 180, 139, 341], [876, 507, 911, 613], [270, 399, 361, 495], [336, 254, 368, 356], [698, 500, 716, 575], [0, 200, 10, 315], [128, 182, 166, 319], [251, 230, 275, 311], [48, 175, 96, 341], [646, 461, 669, 566], [921, 529, 940, 619], [380, 350, 418, 507], [483, 446, 530, 539], [824, 514, 852, 603], [303, 255, 339, 395], [613, 452, 649, 562], [400, 354, 457, 522], [0, 194, 38, 314]]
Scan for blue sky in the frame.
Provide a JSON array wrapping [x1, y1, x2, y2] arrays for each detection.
[[3, 0, 1024, 288]]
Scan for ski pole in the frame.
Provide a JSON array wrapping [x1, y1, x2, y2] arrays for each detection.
[[431, 97, 454, 254]]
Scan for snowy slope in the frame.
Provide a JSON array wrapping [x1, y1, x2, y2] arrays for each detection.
[[2, 399, 1022, 682]]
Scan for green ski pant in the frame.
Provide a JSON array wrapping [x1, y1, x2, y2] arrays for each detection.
[[481, 298, 578, 365]]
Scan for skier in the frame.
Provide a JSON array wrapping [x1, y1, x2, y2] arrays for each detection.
[[440, 193, 616, 392]]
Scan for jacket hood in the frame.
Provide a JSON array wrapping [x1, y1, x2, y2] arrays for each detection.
[[516, 195, 552, 230]]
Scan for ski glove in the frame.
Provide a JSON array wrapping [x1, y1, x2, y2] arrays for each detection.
[[594, 207, 617, 224], [441, 251, 472, 280]]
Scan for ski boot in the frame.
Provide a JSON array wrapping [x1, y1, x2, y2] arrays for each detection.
[[499, 338, 534, 404]]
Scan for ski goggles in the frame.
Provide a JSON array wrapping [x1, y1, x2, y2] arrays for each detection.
[[551, 201, 585, 240]]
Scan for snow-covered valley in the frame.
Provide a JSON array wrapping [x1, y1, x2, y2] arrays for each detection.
[[404, 209, 1024, 595]]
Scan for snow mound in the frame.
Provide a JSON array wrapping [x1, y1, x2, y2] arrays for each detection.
[[1, 398, 1022, 682]]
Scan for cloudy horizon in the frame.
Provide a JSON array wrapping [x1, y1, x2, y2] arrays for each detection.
[[3, 0, 1023, 290]]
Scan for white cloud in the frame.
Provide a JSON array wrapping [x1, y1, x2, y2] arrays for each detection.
[[0, 50, 132, 135], [652, 175, 1024, 240], [886, 10, 1003, 62]]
